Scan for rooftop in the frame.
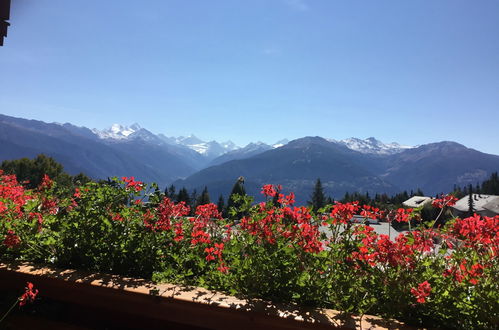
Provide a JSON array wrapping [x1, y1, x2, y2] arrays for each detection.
[[402, 196, 433, 208], [452, 194, 499, 213]]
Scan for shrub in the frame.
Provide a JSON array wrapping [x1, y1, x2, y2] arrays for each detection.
[[1, 175, 497, 329]]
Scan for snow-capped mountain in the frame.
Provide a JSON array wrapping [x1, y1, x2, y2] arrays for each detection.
[[5, 114, 498, 201], [92, 123, 142, 140], [334, 137, 413, 155], [208, 142, 273, 166], [93, 125, 239, 159], [92, 124, 411, 158], [272, 139, 289, 148], [171, 135, 238, 157]]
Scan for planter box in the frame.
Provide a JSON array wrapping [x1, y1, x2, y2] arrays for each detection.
[[0, 262, 411, 329]]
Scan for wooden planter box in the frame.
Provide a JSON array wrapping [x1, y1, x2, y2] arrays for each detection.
[[0, 262, 411, 329]]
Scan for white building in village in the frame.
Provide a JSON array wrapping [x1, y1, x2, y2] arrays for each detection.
[[451, 194, 499, 217], [402, 196, 433, 208]]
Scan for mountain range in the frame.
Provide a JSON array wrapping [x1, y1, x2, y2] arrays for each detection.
[[1, 114, 498, 203]]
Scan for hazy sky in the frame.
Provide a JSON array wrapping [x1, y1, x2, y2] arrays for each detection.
[[1, 0, 498, 154]]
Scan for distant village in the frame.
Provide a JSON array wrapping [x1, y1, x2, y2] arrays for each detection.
[[403, 194, 499, 218]]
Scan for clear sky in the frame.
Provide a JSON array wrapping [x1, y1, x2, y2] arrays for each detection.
[[1, 0, 498, 154]]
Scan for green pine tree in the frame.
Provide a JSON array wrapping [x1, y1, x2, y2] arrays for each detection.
[[309, 178, 326, 212], [176, 187, 191, 205], [481, 172, 499, 194], [0, 154, 90, 190], [227, 176, 247, 220], [467, 184, 475, 216], [196, 186, 211, 206], [166, 184, 176, 200], [217, 194, 226, 217]]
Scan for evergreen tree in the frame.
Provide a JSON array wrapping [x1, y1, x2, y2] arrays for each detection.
[[229, 177, 246, 197], [72, 173, 92, 186], [166, 184, 176, 200], [309, 178, 326, 212], [467, 184, 475, 216], [1, 154, 65, 189], [217, 194, 225, 217], [380, 193, 389, 204], [176, 187, 191, 205], [227, 176, 247, 220], [190, 189, 198, 213], [196, 186, 211, 206], [415, 188, 425, 196], [481, 172, 499, 195], [0, 154, 90, 190]]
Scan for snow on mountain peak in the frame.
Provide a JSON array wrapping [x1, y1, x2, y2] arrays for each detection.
[[92, 123, 410, 158], [272, 139, 289, 148], [93, 123, 141, 140], [338, 137, 413, 155]]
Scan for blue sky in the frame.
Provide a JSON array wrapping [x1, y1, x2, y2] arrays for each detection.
[[1, 0, 498, 154]]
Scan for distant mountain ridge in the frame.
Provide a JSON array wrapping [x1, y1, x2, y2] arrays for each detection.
[[92, 123, 414, 157], [174, 137, 499, 204], [0, 115, 197, 186], [1, 114, 498, 203], [333, 137, 414, 155], [93, 124, 238, 160]]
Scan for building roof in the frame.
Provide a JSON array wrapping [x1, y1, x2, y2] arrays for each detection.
[[483, 197, 499, 214], [319, 222, 407, 242], [451, 194, 499, 213], [402, 196, 433, 208]]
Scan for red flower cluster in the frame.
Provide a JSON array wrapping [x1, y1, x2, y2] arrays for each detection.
[[189, 203, 222, 246], [278, 192, 295, 206], [173, 222, 184, 241], [241, 202, 323, 253], [449, 214, 499, 251], [204, 242, 224, 261], [195, 203, 222, 222], [352, 226, 428, 268], [111, 213, 124, 222], [204, 242, 229, 273], [145, 197, 190, 232], [121, 176, 143, 192], [38, 174, 53, 191], [410, 229, 437, 253], [0, 201, 6, 215], [0, 172, 33, 218], [360, 205, 382, 220], [444, 260, 485, 285], [3, 229, 21, 248], [432, 194, 458, 209], [330, 202, 360, 224], [19, 282, 39, 307], [41, 197, 59, 215], [411, 281, 431, 303], [394, 208, 413, 223], [261, 184, 279, 198]]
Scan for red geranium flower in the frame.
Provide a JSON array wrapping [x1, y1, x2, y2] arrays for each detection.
[[3, 230, 21, 248], [19, 282, 38, 307], [411, 281, 431, 303]]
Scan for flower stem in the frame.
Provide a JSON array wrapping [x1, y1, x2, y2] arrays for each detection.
[[0, 298, 19, 324], [431, 207, 446, 228]]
